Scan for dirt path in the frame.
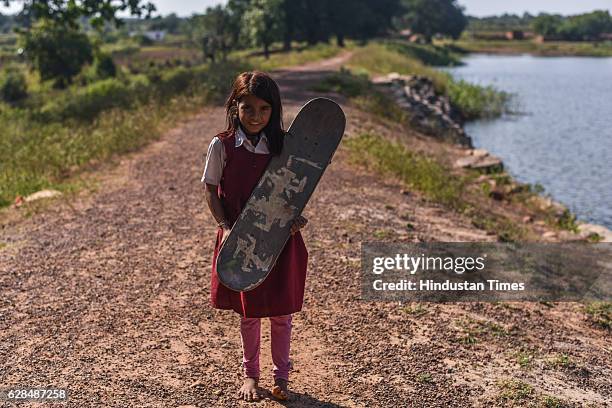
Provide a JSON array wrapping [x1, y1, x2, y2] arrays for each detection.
[[1, 52, 610, 407]]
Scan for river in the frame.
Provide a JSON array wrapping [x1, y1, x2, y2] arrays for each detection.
[[444, 54, 612, 229]]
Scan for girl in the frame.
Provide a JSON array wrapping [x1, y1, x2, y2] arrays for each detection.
[[202, 71, 308, 402]]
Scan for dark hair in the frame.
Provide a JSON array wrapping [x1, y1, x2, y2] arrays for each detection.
[[223, 71, 284, 156]]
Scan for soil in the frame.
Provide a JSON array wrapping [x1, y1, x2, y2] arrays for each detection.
[[0, 51, 610, 407]]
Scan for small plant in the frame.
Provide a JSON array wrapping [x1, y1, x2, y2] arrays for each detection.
[[94, 52, 117, 79], [346, 133, 467, 211], [541, 395, 563, 408], [586, 233, 603, 243], [515, 351, 533, 368], [461, 333, 477, 345], [583, 302, 611, 329], [496, 379, 534, 403], [0, 68, 28, 104], [403, 304, 427, 316], [416, 372, 433, 383], [373, 229, 392, 239], [311, 67, 371, 97], [556, 209, 579, 232], [446, 77, 512, 120], [548, 353, 574, 369]]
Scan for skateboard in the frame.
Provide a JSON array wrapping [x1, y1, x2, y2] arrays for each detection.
[[215, 97, 346, 291]]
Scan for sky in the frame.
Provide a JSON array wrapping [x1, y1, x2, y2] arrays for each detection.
[[1, 0, 611, 18]]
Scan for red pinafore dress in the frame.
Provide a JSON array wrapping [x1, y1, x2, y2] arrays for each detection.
[[210, 130, 309, 318]]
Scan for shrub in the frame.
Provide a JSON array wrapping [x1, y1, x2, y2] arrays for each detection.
[[0, 69, 28, 103], [21, 19, 94, 88], [94, 52, 117, 79], [40, 78, 133, 121], [446, 78, 512, 120]]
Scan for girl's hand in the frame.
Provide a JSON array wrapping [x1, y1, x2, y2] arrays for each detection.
[[219, 220, 231, 245], [290, 215, 308, 235]]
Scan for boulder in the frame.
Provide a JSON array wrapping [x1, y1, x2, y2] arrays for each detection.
[[454, 154, 503, 173], [24, 189, 62, 203], [576, 223, 612, 242]]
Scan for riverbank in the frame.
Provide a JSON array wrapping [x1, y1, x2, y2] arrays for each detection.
[[443, 39, 612, 57], [315, 43, 610, 243], [444, 53, 612, 237]]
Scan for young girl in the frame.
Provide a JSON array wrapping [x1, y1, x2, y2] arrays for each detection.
[[202, 71, 308, 402]]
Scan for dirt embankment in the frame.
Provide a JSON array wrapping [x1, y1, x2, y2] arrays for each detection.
[[0, 51, 609, 407]]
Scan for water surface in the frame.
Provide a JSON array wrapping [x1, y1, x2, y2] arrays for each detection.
[[445, 54, 612, 229]]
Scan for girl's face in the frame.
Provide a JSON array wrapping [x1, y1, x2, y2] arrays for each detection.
[[237, 94, 272, 135]]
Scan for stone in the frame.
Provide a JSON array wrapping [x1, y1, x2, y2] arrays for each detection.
[[489, 189, 505, 201], [454, 155, 503, 173], [469, 148, 489, 157], [577, 223, 612, 242], [24, 189, 62, 203]]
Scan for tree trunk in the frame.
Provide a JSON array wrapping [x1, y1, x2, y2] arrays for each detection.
[[283, 32, 292, 51], [264, 43, 270, 59], [336, 33, 345, 47]]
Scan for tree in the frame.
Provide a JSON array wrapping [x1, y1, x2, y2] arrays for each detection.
[[226, 0, 252, 49], [2, 0, 156, 30], [21, 19, 94, 88], [241, 0, 285, 58], [532, 11, 611, 41], [189, 5, 233, 62], [532, 14, 563, 38], [5, 0, 155, 87], [149, 13, 181, 34], [400, 0, 467, 42], [564, 10, 612, 41]]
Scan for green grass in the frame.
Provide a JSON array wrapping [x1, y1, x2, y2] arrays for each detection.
[[229, 40, 349, 72], [312, 67, 409, 124], [402, 304, 428, 316], [448, 39, 612, 57], [495, 379, 568, 407], [583, 302, 611, 329], [344, 132, 529, 241], [0, 60, 249, 208], [311, 67, 371, 97], [496, 379, 535, 402], [380, 39, 463, 66], [345, 42, 451, 93], [515, 351, 534, 369], [416, 372, 433, 383], [468, 210, 527, 242], [345, 132, 467, 210], [0, 38, 356, 210], [344, 41, 511, 120], [446, 78, 512, 120], [548, 353, 574, 369]]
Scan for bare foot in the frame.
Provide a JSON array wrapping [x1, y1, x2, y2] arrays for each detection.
[[271, 378, 289, 401], [237, 377, 260, 402]]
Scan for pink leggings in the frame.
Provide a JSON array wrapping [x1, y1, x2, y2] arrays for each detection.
[[240, 314, 292, 381]]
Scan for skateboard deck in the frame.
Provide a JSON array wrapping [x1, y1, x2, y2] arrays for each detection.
[[215, 97, 346, 291]]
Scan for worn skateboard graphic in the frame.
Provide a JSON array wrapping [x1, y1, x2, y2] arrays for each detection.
[[216, 97, 346, 291]]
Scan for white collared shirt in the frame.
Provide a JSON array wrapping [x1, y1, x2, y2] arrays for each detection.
[[201, 127, 269, 186]]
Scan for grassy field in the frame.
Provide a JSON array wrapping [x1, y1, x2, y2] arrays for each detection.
[[343, 40, 512, 120], [0, 39, 353, 209]]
